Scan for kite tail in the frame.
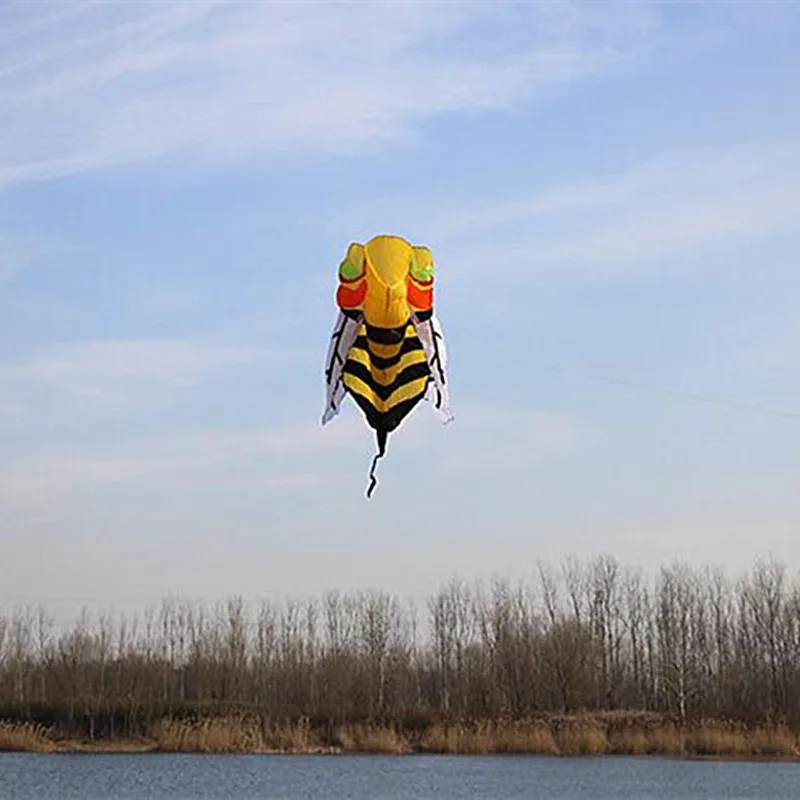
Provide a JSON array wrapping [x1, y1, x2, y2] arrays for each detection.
[[366, 429, 388, 499]]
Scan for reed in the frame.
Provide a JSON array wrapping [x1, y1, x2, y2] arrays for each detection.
[[152, 715, 331, 754], [154, 715, 254, 753], [491, 722, 560, 755], [0, 722, 55, 753], [552, 718, 608, 755], [745, 725, 798, 758], [416, 715, 798, 758], [686, 724, 746, 757], [420, 721, 489, 754], [267, 717, 323, 753], [335, 724, 411, 754], [640, 724, 686, 756], [2, 712, 799, 758], [420, 720, 559, 755]]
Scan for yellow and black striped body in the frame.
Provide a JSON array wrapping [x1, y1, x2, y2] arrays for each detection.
[[342, 316, 431, 435]]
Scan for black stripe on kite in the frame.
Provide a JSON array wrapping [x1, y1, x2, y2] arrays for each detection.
[[352, 336, 424, 369], [348, 391, 428, 434], [365, 322, 409, 345], [342, 360, 431, 401]]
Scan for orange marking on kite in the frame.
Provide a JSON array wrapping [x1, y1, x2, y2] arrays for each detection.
[[407, 281, 433, 310], [337, 281, 366, 309]]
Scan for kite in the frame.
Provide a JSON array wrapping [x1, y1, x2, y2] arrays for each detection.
[[323, 234, 453, 497]]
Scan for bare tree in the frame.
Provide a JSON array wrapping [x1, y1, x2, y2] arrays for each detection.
[[1, 556, 799, 737]]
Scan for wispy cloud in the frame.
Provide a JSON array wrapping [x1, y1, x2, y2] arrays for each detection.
[[21, 338, 265, 394], [740, 303, 800, 372], [0, 415, 364, 508], [376, 403, 584, 478], [751, 336, 800, 371], [0, 233, 82, 283], [0, 236, 15, 282], [0, 1, 658, 186], [0, 337, 288, 426], [438, 406, 583, 476], [432, 144, 800, 282], [0, 399, 583, 508]]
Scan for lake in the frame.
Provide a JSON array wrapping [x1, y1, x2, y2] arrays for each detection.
[[1, 753, 799, 799]]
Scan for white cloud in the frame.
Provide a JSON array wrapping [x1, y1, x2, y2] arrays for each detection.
[[0, 401, 21, 427], [439, 406, 583, 476], [431, 144, 800, 281], [384, 403, 584, 477], [0, 337, 292, 428], [21, 338, 265, 393], [753, 336, 800, 371], [0, 398, 583, 509], [0, 1, 658, 186], [0, 233, 82, 283], [740, 307, 800, 372], [12, 337, 278, 395], [532, 184, 800, 272], [0, 415, 364, 508], [0, 236, 14, 282]]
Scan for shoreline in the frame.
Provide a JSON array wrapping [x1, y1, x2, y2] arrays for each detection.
[[3, 715, 799, 761], [5, 746, 800, 762]]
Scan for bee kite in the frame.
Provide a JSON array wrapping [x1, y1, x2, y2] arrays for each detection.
[[323, 234, 453, 497]]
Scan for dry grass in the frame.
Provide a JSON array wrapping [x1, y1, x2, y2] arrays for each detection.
[[640, 724, 687, 756], [336, 724, 410, 754], [687, 723, 746, 757], [745, 725, 798, 758], [2, 713, 799, 758], [152, 715, 333, 754], [420, 720, 559, 755], [420, 721, 488, 754], [0, 722, 56, 753], [553, 719, 608, 755], [681, 721, 798, 759], [264, 717, 323, 753], [153, 715, 263, 753], [492, 722, 559, 755], [416, 714, 799, 759], [63, 739, 156, 753]]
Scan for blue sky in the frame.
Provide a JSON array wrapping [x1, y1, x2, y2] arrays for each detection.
[[2, 1, 799, 617]]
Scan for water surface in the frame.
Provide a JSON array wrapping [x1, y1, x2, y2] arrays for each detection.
[[1, 753, 799, 799]]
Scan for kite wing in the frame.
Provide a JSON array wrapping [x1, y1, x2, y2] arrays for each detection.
[[322, 309, 362, 425], [413, 310, 453, 424]]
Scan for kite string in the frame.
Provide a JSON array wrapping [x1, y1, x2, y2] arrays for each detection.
[[536, 363, 800, 422]]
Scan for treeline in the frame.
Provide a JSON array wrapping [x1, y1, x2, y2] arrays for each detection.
[[1, 556, 799, 740]]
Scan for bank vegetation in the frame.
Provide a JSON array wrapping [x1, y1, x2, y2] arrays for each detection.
[[1, 555, 799, 757]]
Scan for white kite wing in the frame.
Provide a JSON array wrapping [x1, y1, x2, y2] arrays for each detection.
[[413, 311, 453, 424], [322, 310, 363, 425]]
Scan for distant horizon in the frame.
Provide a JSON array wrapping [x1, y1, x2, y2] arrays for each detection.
[[0, 552, 794, 630]]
